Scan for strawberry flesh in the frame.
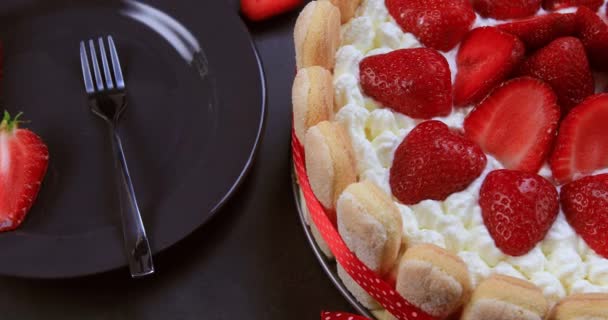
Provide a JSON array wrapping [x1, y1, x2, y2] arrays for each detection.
[[550, 94, 608, 184], [576, 6, 608, 72], [0, 112, 48, 232], [497, 13, 577, 50], [454, 27, 525, 107], [360, 48, 452, 119], [561, 174, 608, 258], [386, 0, 476, 51], [480, 169, 559, 256], [390, 120, 487, 205], [544, 0, 603, 11], [240, 0, 303, 21], [518, 37, 594, 116], [464, 77, 560, 173], [473, 0, 542, 19]]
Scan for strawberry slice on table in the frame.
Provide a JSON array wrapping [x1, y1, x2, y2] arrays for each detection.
[[543, 0, 603, 11], [0, 112, 49, 232], [497, 13, 577, 50], [359, 48, 452, 119], [464, 77, 560, 173], [385, 0, 476, 51], [480, 169, 559, 256], [454, 27, 525, 107], [472, 0, 542, 19], [576, 6, 608, 71], [390, 120, 487, 205], [561, 174, 608, 259], [240, 0, 303, 21], [550, 94, 608, 184], [518, 37, 594, 115]]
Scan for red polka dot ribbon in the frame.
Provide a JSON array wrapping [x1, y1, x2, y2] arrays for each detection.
[[292, 129, 435, 320]]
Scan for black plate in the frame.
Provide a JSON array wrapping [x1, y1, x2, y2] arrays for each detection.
[[0, 0, 266, 278]]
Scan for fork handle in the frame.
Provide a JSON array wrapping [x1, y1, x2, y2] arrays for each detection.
[[110, 127, 155, 278]]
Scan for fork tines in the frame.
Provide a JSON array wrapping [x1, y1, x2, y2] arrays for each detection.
[[80, 36, 125, 94]]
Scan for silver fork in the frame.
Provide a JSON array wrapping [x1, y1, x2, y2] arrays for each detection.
[[79, 36, 154, 278]]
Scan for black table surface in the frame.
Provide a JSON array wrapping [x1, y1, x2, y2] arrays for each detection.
[[0, 0, 355, 319]]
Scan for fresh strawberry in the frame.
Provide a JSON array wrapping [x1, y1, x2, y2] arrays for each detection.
[[497, 13, 577, 50], [454, 27, 525, 107], [561, 174, 608, 258], [550, 94, 608, 184], [385, 0, 476, 51], [359, 48, 452, 119], [480, 169, 559, 256], [544, 0, 603, 11], [390, 120, 487, 205], [518, 37, 594, 115], [576, 6, 608, 71], [0, 112, 49, 232], [472, 0, 542, 19], [240, 0, 303, 21], [464, 77, 560, 172]]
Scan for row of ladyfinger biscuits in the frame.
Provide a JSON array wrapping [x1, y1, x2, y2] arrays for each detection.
[[292, 1, 608, 319]]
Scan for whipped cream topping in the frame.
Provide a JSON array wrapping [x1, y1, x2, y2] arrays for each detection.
[[333, 0, 608, 306]]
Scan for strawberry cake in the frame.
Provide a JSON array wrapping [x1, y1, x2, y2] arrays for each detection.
[[292, 0, 608, 319]]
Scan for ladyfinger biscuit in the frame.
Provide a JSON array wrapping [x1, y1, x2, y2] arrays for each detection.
[[305, 121, 357, 211], [395, 244, 471, 318], [337, 181, 402, 276], [293, 66, 335, 143], [462, 275, 549, 320], [294, 1, 341, 70], [548, 293, 608, 320], [324, 0, 361, 23]]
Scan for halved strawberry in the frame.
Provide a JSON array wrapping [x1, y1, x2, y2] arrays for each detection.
[[561, 174, 608, 258], [464, 77, 560, 173], [497, 13, 577, 50], [576, 6, 608, 71], [240, 0, 303, 21], [544, 0, 603, 11], [385, 0, 476, 51], [472, 0, 542, 19], [454, 27, 525, 107], [390, 120, 487, 205], [550, 94, 608, 184], [480, 169, 559, 256], [518, 37, 594, 115], [359, 48, 452, 119], [0, 112, 49, 232]]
